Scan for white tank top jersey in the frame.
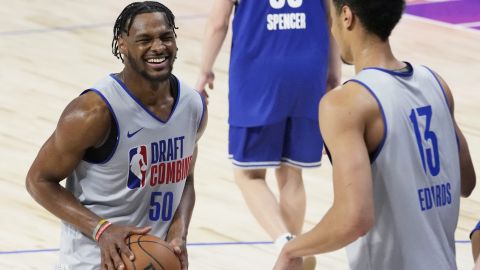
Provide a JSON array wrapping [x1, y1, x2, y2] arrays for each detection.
[[56, 74, 204, 270], [345, 63, 461, 270]]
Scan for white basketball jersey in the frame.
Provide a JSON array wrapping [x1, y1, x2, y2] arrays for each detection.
[[56, 74, 204, 270], [345, 64, 461, 270]]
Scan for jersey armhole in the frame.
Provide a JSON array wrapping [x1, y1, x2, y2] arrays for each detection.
[[80, 89, 120, 164], [346, 79, 388, 164], [196, 91, 206, 132], [422, 66, 460, 152], [421, 66, 451, 110]]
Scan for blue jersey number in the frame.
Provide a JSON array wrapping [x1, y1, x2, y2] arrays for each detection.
[[269, 0, 303, 9], [409, 105, 440, 176], [149, 192, 173, 221]]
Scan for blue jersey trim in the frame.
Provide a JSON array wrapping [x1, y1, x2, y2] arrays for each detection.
[[422, 66, 460, 152], [196, 91, 206, 131], [109, 74, 180, 124], [281, 158, 321, 168], [80, 88, 120, 164], [470, 220, 480, 239], [455, 133, 460, 153], [422, 66, 451, 109], [363, 62, 414, 77], [229, 156, 281, 168], [347, 79, 388, 164]]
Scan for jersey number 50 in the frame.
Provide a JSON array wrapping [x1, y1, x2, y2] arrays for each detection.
[[149, 192, 173, 221], [269, 0, 303, 9], [409, 105, 440, 176]]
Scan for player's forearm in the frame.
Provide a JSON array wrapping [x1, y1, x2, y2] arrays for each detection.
[[26, 176, 99, 237], [199, 18, 229, 74], [167, 177, 196, 241], [282, 206, 371, 258]]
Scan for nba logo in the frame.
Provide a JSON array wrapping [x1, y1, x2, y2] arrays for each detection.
[[128, 145, 148, 189]]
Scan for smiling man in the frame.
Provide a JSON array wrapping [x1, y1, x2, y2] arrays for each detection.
[[26, 2, 207, 270]]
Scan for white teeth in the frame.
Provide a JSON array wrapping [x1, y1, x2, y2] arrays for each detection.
[[147, 57, 166, 63]]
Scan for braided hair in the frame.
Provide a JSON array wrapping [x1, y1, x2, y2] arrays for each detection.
[[112, 1, 178, 61]]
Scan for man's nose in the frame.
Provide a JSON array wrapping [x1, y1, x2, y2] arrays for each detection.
[[151, 38, 166, 52]]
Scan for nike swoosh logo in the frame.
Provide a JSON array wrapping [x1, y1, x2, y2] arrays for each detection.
[[127, 127, 144, 138]]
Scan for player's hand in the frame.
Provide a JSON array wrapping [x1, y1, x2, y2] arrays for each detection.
[[97, 224, 151, 270], [170, 237, 188, 270], [273, 252, 303, 270], [195, 71, 215, 105]]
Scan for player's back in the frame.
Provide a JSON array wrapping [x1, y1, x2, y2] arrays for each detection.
[[346, 63, 460, 270]]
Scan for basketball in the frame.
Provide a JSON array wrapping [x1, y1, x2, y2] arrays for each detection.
[[122, 234, 181, 270]]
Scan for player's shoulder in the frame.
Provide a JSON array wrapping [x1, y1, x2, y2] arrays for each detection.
[[51, 90, 112, 149], [73, 91, 109, 114], [177, 78, 205, 106], [320, 82, 376, 113], [177, 78, 197, 95], [421, 67, 454, 111], [60, 90, 111, 127]]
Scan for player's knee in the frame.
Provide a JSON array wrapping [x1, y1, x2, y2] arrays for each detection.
[[234, 168, 266, 184]]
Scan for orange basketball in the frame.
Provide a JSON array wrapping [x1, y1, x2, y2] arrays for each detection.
[[122, 234, 181, 270]]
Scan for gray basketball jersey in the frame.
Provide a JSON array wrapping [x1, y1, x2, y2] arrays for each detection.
[[345, 64, 460, 270], [56, 74, 204, 270]]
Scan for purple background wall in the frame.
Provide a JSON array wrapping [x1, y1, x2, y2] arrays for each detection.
[[406, 0, 480, 31]]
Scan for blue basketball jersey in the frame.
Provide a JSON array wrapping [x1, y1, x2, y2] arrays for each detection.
[[229, 0, 330, 126]]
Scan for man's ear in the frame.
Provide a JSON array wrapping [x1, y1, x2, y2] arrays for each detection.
[[341, 5, 355, 30], [118, 36, 127, 56]]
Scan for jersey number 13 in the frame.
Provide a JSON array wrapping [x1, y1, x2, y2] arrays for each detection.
[[409, 105, 440, 176]]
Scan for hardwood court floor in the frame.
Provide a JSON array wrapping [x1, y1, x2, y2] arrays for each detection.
[[0, 1, 479, 269]]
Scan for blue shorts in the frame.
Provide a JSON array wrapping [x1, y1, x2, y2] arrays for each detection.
[[228, 118, 323, 168]]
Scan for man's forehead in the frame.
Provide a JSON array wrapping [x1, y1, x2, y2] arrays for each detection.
[[127, 12, 171, 33]]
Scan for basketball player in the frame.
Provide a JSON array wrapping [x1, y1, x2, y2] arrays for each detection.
[[25, 2, 206, 270], [196, 1, 340, 267], [273, 0, 476, 269]]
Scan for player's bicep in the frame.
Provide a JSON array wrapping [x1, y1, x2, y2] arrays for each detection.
[[329, 130, 373, 213]]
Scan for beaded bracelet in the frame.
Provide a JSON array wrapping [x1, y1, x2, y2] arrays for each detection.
[[95, 221, 113, 242], [91, 219, 109, 241]]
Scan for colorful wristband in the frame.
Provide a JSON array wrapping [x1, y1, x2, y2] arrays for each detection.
[[95, 221, 113, 242], [92, 219, 108, 241]]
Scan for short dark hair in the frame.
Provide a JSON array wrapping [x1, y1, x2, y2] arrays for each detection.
[[332, 0, 405, 41], [112, 1, 178, 61]]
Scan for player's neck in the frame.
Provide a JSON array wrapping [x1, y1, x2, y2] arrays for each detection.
[[352, 38, 404, 74], [120, 69, 172, 106]]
